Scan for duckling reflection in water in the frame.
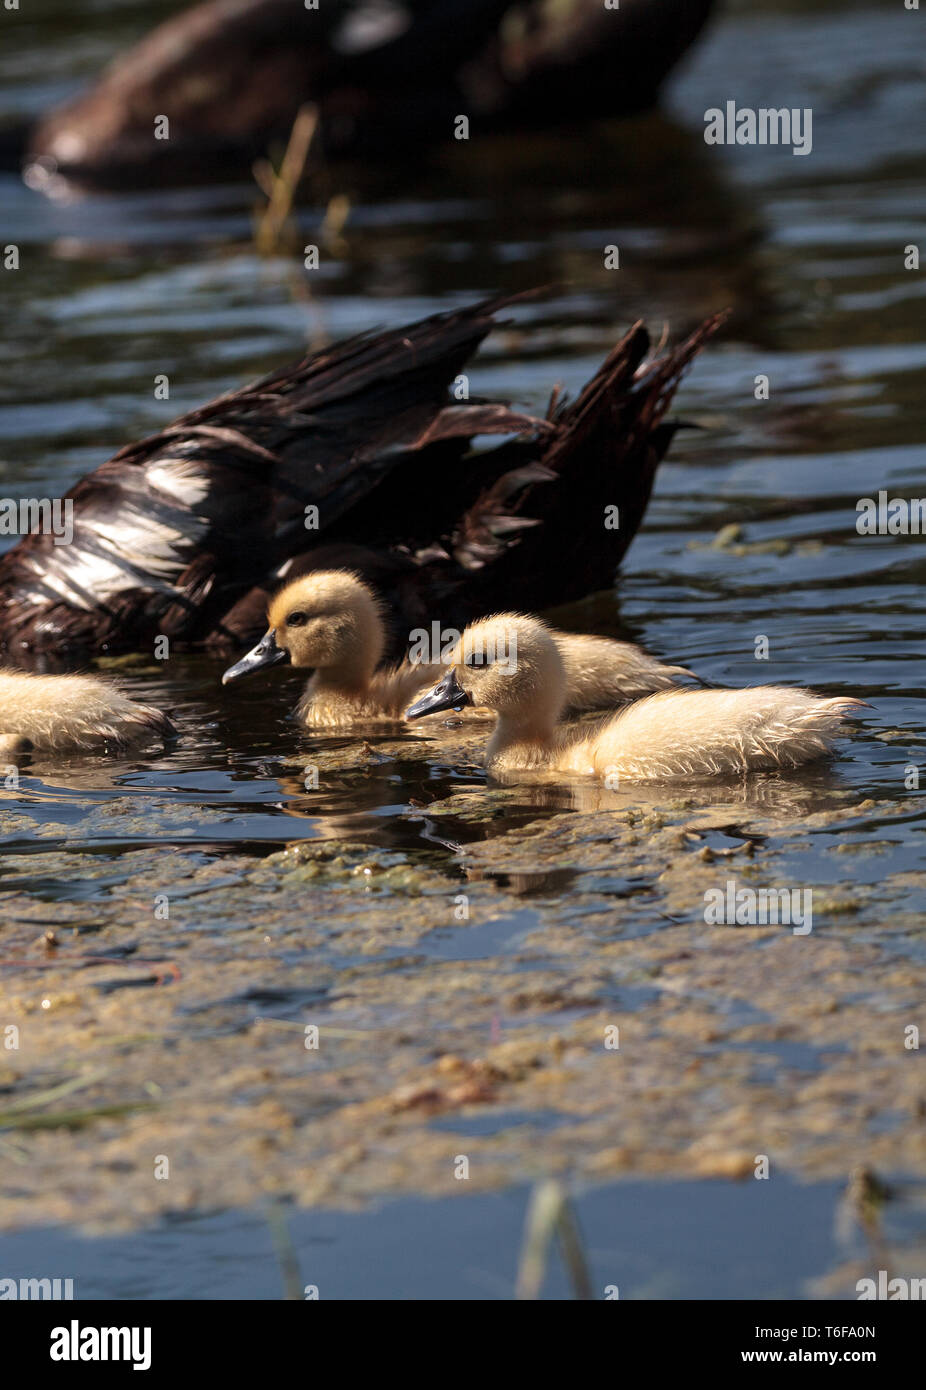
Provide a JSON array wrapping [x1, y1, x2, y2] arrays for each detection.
[[221, 571, 692, 727], [406, 615, 866, 781], [0, 670, 174, 756]]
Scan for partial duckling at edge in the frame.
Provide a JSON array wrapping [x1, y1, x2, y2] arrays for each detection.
[[0, 670, 174, 756], [221, 571, 692, 727], [406, 615, 866, 780]]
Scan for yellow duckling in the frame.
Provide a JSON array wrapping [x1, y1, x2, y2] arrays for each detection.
[[221, 571, 692, 727], [0, 671, 174, 756], [406, 615, 866, 780]]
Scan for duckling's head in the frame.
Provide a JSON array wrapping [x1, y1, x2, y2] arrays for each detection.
[[222, 570, 384, 687], [406, 614, 567, 731]]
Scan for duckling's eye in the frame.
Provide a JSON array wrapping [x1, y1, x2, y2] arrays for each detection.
[[465, 651, 491, 668], [286, 611, 308, 627]]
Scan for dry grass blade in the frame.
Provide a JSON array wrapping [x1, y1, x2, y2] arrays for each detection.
[[0, 1066, 109, 1115], [254, 104, 319, 256], [515, 1179, 593, 1300], [266, 1201, 304, 1301]]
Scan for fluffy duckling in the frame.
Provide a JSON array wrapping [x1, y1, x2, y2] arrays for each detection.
[[0, 671, 173, 756], [406, 615, 865, 780], [223, 571, 433, 726], [221, 571, 692, 727]]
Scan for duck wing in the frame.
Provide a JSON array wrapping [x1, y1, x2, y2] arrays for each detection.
[[433, 312, 727, 629], [211, 311, 725, 659]]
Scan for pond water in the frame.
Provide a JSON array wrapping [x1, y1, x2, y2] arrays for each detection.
[[0, 0, 924, 1299]]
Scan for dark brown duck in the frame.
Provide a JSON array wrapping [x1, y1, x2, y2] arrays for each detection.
[[24, 0, 716, 190], [0, 295, 724, 668]]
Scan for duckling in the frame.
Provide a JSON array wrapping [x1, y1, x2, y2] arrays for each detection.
[[0, 296, 724, 666], [24, 0, 716, 191], [0, 671, 174, 755], [223, 570, 436, 726], [406, 615, 866, 781], [221, 571, 692, 727]]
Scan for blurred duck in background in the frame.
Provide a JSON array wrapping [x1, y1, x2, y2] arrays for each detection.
[[23, 0, 717, 191]]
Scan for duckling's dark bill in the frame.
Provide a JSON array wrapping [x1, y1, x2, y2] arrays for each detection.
[[406, 668, 471, 719], [222, 630, 290, 685]]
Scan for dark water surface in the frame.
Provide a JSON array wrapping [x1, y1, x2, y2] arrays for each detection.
[[5, 1173, 918, 1300], [1, 0, 924, 1298]]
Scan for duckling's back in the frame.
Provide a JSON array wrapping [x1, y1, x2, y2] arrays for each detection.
[[0, 671, 173, 753], [560, 686, 865, 781], [554, 632, 692, 712]]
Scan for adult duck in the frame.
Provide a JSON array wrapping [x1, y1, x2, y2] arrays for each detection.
[[407, 615, 866, 780], [221, 569, 693, 724], [0, 295, 724, 668], [24, 0, 716, 190]]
